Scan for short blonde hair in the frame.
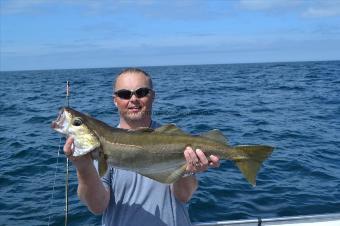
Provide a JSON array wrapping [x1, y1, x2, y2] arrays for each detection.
[[114, 68, 153, 89]]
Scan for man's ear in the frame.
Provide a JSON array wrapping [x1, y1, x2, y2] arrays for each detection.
[[113, 96, 117, 106]]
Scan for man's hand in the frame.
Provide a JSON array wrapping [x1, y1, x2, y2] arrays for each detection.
[[184, 146, 220, 174], [63, 137, 93, 173]]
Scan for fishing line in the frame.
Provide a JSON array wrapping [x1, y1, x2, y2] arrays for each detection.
[[47, 136, 62, 226], [65, 81, 70, 226], [47, 81, 70, 226]]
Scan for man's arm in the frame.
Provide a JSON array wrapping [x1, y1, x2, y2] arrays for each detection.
[[172, 147, 220, 203], [64, 137, 110, 215]]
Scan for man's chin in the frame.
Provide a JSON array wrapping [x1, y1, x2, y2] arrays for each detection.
[[125, 112, 145, 121]]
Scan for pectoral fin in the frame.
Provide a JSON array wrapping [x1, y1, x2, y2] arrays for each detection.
[[98, 153, 108, 177]]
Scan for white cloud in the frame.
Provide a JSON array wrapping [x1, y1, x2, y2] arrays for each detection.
[[302, 1, 340, 18], [303, 8, 340, 17], [0, 0, 113, 15], [239, 0, 340, 18], [0, 0, 53, 14], [0, 0, 190, 15], [239, 0, 299, 11]]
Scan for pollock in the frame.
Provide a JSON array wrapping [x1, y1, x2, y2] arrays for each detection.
[[51, 107, 274, 185]]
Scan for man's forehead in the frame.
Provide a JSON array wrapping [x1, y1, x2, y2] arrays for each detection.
[[115, 72, 151, 89]]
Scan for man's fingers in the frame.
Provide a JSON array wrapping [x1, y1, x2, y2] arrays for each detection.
[[196, 149, 208, 165], [64, 137, 74, 150], [184, 147, 221, 174], [195, 149, 208, 172], [188, 147, 198, 165], [184, 146, 200, 172], [184, 147, 193, 172], [64, 137, 74, 157], [209, 155, 220, 167]]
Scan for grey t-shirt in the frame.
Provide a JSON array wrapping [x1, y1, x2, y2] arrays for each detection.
[[100, 121, 192, 226]]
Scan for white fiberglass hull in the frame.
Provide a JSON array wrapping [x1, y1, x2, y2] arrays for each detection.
[[194, 213, 340, 226]]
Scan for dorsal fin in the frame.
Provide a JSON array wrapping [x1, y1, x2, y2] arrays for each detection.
[[200, 129, 228, 144], [155, 124, 187, 135], [129, 127, 154, 132]]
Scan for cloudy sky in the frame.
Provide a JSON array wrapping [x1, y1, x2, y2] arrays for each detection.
[[1, 0, 340, 71]]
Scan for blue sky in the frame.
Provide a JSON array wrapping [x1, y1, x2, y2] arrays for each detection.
[[1, 0, 340, 71]]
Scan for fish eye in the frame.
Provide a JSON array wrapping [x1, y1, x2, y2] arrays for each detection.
[[73, 118, 83, 126]]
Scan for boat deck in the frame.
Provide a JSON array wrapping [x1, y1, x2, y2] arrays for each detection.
[[194, 213, 340, 226]]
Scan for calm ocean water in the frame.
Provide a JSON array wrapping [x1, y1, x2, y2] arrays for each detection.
[[0, 61, 340, 226]]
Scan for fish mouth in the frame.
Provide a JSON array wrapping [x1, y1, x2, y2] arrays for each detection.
[[51, 121, 58, 129], [51, 108, 66, 132]]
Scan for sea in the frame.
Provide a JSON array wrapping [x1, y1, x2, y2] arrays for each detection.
[[0, 61, 339, 226]]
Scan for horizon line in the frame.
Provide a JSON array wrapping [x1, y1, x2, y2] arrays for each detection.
[[1, 59, 339, 73]]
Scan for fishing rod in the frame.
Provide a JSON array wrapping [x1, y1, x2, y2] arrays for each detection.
[[65, 81, 70, 226]]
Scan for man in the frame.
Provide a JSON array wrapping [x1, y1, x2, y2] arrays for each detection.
[[64, 68, 220, 226]]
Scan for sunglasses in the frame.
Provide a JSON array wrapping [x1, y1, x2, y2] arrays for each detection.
[[114, 87, 152, 100]]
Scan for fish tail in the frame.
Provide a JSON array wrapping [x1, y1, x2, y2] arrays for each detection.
[[229, 145, 274, 186]]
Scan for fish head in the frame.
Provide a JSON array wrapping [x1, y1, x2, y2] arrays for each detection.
[[51, 107, 100, 157]]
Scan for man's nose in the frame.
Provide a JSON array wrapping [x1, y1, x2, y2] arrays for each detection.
[[130, 93, 138, 101]]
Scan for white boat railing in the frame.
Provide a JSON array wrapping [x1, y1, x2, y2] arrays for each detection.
[[193, 213, 340, 226]]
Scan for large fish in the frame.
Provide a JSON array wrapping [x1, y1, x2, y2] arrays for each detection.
[[51, 107, 274, 186]]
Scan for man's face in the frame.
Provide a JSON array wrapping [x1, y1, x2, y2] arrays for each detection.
[[114, 72, 154, 122]]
